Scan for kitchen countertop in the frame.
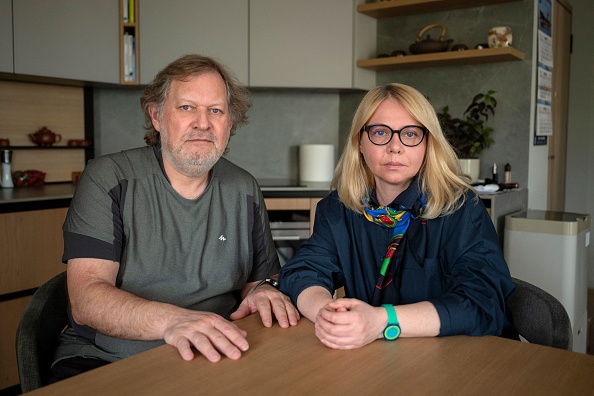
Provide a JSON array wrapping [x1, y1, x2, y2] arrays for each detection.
[[2, 181, 526, 206], [1, 183, 77, 213], [259, 180, 331, 198], [0, 183, 77, 204], [0, 181, 331, 212]]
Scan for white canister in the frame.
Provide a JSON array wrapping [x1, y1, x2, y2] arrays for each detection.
[[488, 26, 513, 48], [458, 158, 480, 184], [299, 144, 335, 183]]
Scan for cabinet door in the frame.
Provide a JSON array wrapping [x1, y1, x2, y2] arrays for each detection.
[[0, 0, 13, 73], [0, 296, 32, 390], [250, 0, 372, 89], [12, 0, 119, 84], [139, 0, 248, 85], [0, 208, 68, 295]]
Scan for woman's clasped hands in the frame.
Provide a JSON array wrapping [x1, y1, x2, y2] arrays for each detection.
[[314, 298, 386, 349]]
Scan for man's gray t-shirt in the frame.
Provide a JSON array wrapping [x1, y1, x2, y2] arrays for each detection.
[[55, 144, 279, 362]]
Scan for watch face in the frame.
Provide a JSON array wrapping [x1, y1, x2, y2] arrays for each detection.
[[384, 325, 401, 341]]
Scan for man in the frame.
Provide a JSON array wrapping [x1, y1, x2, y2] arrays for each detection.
[[52, 54, 299, 381]]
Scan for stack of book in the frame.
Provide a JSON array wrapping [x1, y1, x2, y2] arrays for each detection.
[[122, 0, 136, 82], [123, 32, 136, 82]]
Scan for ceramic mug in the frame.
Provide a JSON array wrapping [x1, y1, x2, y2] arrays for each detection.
[[488, 26, 513, 48]]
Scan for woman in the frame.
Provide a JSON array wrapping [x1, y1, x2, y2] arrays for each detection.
[[279, 83, 518, 349]]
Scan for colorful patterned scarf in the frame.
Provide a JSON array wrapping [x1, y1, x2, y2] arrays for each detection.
[[364, 195, 425, 306]]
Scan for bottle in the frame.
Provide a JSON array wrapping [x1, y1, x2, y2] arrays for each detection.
[[492, 162, 498, 183], [1, 149, 14, 188], [504, 163, 512, 184]]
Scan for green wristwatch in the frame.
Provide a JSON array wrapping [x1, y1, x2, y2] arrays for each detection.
[[382, 304, 401, 341]]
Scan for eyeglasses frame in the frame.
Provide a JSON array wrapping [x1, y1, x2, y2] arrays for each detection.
[[361, 124, 428, 147]]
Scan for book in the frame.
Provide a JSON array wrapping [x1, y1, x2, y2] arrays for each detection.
[[124, 33, 132, 81], [131, 35, 136, 81], [129, 0, 135, 23], [122, 0, 128, 22]]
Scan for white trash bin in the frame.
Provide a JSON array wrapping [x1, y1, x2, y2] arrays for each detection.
[[504, 210, 591, 353]]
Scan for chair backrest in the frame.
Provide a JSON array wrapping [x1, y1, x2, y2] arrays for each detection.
[[510, 277, 573, 350], [16, 271, 69, 392]]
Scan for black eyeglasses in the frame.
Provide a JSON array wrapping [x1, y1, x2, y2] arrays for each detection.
[[362, 124, 428, 147]]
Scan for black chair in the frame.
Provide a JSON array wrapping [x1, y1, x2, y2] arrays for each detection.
[[510, 277, 573, 350], [16, 271, 69, 392]]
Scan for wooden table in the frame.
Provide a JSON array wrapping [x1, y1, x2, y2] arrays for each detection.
[[28, 315, 594, 395]]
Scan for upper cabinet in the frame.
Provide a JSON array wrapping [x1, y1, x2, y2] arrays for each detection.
[[12, 0, 120, 84], [139, 0, 249, 85], [249, 0, 376, 89], [0, 0, 13, 73], [5, 0, 376, 89]]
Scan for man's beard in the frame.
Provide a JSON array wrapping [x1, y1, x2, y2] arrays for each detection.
[[161, 128, 225, 177]]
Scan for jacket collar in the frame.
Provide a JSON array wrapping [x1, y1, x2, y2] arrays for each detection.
[[369, 177, 423, 216]]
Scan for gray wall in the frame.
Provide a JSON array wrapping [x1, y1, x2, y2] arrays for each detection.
[[225, 91, 339, 181], [93, 88, 340, 181], [93, 88, 145, 155]]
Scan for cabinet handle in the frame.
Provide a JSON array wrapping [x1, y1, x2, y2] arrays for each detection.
[[272, 236, 302, 241]]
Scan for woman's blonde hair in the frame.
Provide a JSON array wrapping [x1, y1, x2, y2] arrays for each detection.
[[331, 83, 473, 219]]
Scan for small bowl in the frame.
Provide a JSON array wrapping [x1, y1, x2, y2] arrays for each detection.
[[67, 139, 93, 147], [390, 50, 407, 57]]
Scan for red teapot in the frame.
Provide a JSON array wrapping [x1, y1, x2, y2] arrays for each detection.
[[29, 127, 61, 147]]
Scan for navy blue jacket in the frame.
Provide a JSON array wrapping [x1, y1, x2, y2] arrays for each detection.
[[279, 183, 518, 338]]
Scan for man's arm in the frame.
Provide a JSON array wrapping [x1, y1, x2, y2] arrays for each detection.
[[67, 258, 250, 362]]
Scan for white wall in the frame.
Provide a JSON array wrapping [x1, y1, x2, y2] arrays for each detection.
[[564, 0, 594, 288]]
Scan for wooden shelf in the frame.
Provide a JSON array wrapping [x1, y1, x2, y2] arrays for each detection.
[[357, 0, 521, 18], [357, 46, 524, 70]]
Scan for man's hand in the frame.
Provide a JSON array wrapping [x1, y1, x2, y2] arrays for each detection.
[[230, 284, 300, 328], [163, 310, 250, 363]]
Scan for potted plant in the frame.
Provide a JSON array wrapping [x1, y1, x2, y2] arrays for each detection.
[[437, 90, 497, 182]]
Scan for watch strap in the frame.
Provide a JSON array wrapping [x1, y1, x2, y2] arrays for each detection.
[[382, 304, 401, 341], [254, 278, 279, 290], [383, 304, 398, 324]]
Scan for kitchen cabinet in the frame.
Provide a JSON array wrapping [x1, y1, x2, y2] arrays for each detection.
[[12, 0, 120, 84], [0, 207, 67, 390], [265, 197, 322, 235], [139, 0, 249, 85], [249, 0, 376, 89], [480, 188, 528, 247], [0, 296, 32, 390], [0, 208, 67, 296], [0, 0, 13, 73]]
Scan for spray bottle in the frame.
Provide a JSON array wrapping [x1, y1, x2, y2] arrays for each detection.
[[1, 149, 14, 188]]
